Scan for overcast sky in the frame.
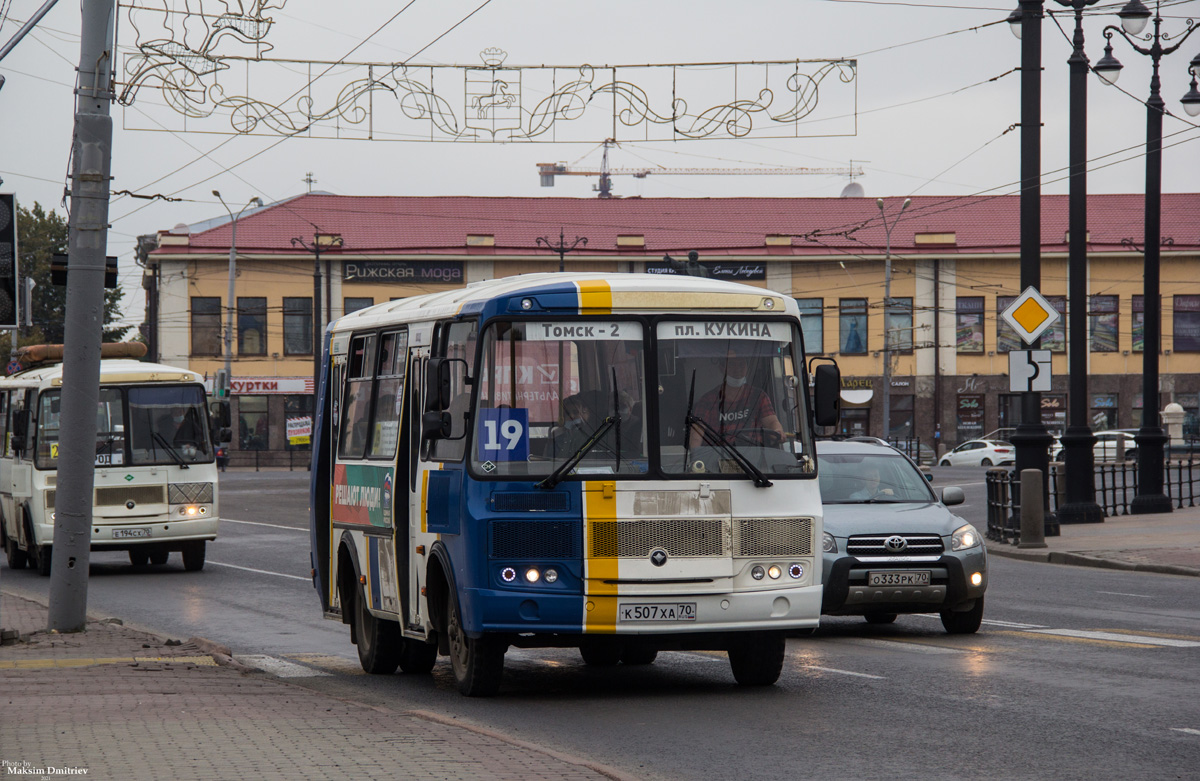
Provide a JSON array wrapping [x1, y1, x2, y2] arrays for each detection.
[[2, 0, 1198, 328]]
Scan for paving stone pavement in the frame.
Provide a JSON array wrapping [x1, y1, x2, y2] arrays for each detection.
[[0, 592, 625, 781]]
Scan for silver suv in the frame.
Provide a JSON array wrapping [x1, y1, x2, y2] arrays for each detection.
[[816, 439, 987, 633]]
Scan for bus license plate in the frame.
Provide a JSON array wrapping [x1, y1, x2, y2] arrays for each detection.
[[113, 528, 150, 539], [618, 603, 696, 622], [867, 571, 929, 587]]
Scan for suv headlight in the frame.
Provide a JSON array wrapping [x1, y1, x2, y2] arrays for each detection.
[[822, 531, 837, 554], [951, 523, 981, 551]]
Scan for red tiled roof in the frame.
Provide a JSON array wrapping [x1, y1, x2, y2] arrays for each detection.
[[164, 193, 1200, 257]]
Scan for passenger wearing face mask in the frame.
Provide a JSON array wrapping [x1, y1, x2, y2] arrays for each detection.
[[158, 405, 205, 448], [689, 354, 784, 448], [552, 393, 595, 457]]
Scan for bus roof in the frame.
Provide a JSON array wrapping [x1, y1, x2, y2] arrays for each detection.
[[1, 359, 205, 388], [330, 272, 798, 333]]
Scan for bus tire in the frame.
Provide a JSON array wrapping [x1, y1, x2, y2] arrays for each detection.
[[182, 541, 206, 572], [398, 638, 438, 675], [33, 545, 51, 577], [446, 590, 505, 697], [354, 583, 401, 675], [5, 537, 28, 570], [727, 631, 786, 686], [129, 549, 149, 568], [579, 642, 622, 667], [149, 549, 169, 566], [621, 646, 658, 666]]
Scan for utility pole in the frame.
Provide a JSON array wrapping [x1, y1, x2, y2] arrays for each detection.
[[48, 0, 117, 632], [292, 233, 343, 403], [877, 197, 910, 443]]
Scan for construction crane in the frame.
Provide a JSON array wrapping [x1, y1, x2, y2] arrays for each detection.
[[537, 140, 863, 198]]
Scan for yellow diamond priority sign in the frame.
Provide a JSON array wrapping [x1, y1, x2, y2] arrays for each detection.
[[1001, 286, 1060, 345]]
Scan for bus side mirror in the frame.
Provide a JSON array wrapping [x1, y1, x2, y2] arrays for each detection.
[[425, 358, 452, 412], [422, 411, 451, 440], [210, 400, 231, 428], [10, 409, 31, 454], [812, 363, 841, 427]]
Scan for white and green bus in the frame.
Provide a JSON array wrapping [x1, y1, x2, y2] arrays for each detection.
[[0, 344, 229, 574]]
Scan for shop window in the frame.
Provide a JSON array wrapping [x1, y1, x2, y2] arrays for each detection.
[[284, 395, 313, 452], [888, 394, 914, 440], [796, 298, 823, 354], [283, 298, 313, 355], [238, 297, 267, 356], [191, 297, 222, 356], [1090, 295, 1119, 352], [1091, 393, 1118, 430], [839, 298, 867, 355], [956, 297, 984, 353], [1173, 295, 1200, 352], [957, 394, 985, 443], [239, 396, 269, 450], [1178, 393, 1199, 440], [1133, 295, 1144, 353]]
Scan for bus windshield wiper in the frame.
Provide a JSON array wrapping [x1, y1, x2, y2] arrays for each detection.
[[684, 415, 773, 487], [536, 416, 617, 490], [153, 432, 189, 469]]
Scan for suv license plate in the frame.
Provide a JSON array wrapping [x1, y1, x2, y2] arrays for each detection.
[[113, 528, 150, 539], [867, 571, 930, 587], [618, 603, 697, 622]]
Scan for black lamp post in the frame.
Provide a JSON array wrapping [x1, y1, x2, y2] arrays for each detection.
[[1093, 0, 1200, 515], [1010, 0, 1057, 534], [1015, 0, 1105, 524], [536, 228, 588, 272], [292, 233, 344, 406]]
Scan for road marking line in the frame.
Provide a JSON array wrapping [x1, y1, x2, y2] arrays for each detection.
[[1170, 728, 1200, 736], [1028, 629, 1200, 647], [240, 654, 331, 677], [981, 619, 1049, 629], [1097, 591, 1153, 598], [841, 638, 965, 654], [221, 518, 307, 531], [806, 665, 886, 680], [207, 560, 309, 581], [287, 653, 365, 674]]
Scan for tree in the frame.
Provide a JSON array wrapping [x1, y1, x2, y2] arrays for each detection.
[[16, 202, 129, 346]]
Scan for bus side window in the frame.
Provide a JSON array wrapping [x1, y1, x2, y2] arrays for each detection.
[[338, 334, 376, 460]]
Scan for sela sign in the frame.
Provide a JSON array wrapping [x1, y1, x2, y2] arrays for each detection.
[[343, 260, 463, 283]]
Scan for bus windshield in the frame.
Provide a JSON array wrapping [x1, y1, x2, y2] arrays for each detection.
[[35, 385, 212, 470], [465, 317, 814, 480]]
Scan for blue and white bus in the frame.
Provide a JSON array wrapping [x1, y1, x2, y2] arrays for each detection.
[[310, 273, 840, 695]]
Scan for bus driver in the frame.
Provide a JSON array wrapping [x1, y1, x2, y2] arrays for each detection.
[[688, 353, 784, 448]]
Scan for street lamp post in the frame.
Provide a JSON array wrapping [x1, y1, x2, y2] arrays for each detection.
[[877, 197, 910, 443], [535, 228, 588, 272], [1029, 0, 1105, 524], [1093, 0, 1200, 515], [213, 191, 263, 400], [291, 233, 344, 405]]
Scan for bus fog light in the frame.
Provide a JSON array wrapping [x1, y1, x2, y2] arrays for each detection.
[[751, 565, 765, 580], [544, 568, 558, 583], [767, 565, 782, 580], [971, 571, 983, 587], [788, 563, 804, 579], [198, 506, 207, 515], [524, 567, 540, 583], [501, 567, 517, 583]]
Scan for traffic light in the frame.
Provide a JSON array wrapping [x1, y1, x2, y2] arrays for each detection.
[[0, 193, 17, 329], [214, 368, 230, 398]]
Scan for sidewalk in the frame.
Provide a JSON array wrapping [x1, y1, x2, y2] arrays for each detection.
[[984, 503, 1200, 577], [0, 592, 626, 781]]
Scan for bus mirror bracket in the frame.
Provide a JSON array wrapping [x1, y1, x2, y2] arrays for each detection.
[[10, 409, 31, 454], [422, 411, 452, 440], [425, 357, 467, 412], [811, 360, 841, 428]]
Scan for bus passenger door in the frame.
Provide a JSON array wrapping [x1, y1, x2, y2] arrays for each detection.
[[405, 346, 429, 631]]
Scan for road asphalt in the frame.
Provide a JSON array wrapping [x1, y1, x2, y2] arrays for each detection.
[[2, 504, 1197, 780]]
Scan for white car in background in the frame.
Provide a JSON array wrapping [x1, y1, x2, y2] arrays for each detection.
[[1051, 430, 1138, 462], [938, 439, 1015, 467]]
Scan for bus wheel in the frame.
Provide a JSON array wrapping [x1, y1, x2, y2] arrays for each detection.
[[33, 545, 52, 577], [5, 538, 28, 570], [446, 591, 505, 697], [579, 642, 622, 667], [129, 550, 149, 568], [182, 541, 206, 572], [621, 646, 658, 666], [354, 583, 401, 674], [727, 631, 786, 686], [398, 638, 438, 675], [149, 549, 169, 566]]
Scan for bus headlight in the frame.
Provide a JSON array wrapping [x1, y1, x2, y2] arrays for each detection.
[[951, 523, 981, 551], [767, 565, 782, 580], [179, 505, 201, 517], [543, 568, 558, 584], [751, 565, 765, 580], [524, 567, 540, 583], [788, 563, 804, 579], [501, 567, 517, 583]]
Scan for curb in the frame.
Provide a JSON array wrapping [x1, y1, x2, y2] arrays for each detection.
[[986, 543, 1200, 577], [188, 635, 258, 673]]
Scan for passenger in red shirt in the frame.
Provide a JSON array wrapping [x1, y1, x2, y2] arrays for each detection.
[[688, 355, 784, 448]]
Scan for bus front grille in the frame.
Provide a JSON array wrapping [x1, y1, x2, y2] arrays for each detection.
[[589, 518, 725, 558], [96, 486, 168, 506], [491, 521, 579, 559], [168, 482, 214, 504], [733, 518, 813, 557]]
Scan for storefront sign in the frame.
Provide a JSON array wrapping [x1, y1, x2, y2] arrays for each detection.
[[203, 377, 314, 395], [343, 260, 463, 283], [287, 416, 312, 445], [957, 394, 985, 440], [645, 260, 766, 280], [841, 378, 873, 390]]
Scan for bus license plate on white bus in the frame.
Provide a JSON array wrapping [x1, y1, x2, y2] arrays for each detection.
[[618, 603, 696, 622], [113, 528, 150, 539], [867, 571, 929, 587]]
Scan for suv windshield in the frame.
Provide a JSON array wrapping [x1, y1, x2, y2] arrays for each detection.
[[817, 451, 935, 504]]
